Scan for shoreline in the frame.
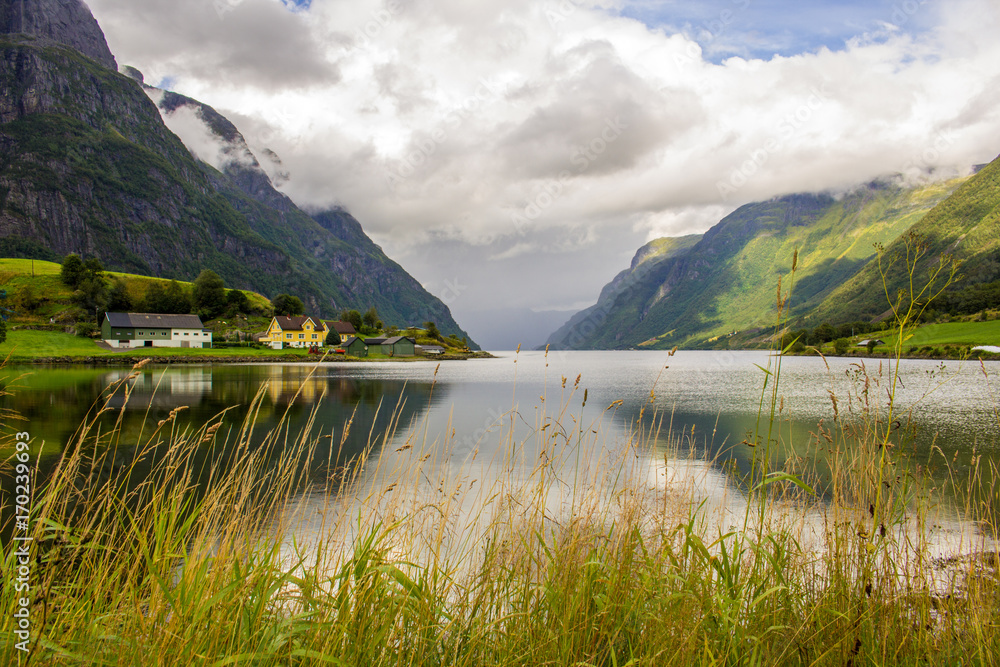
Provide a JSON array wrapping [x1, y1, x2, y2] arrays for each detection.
[[4, 351, 496, 366]]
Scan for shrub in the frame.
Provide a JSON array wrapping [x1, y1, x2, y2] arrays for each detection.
[[272, 294, 305, 317], [60, 253, 86, 287], [193, 270, 226, 319]]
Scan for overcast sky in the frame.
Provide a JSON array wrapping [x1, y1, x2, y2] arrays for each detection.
[[86, 0, 1000, 343]]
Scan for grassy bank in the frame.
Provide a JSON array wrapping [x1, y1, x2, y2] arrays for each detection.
[[0, 330, 489, 364], [783, 318, 1000, 360], [0, 346, 998, 665]]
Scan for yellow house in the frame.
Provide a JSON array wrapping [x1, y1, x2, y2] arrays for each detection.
[[260, 316, 328, 350]]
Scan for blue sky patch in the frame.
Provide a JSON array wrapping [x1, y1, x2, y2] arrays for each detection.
[[616, 0, 937, 62], [281, 0, 312, 12], [155, 76, 177, 91]]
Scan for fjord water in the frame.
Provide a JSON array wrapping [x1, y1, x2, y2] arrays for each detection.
[[6, 352, 999, 523]]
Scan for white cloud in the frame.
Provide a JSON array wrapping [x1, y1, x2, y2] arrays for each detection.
[[87, 0, 1000, 327]]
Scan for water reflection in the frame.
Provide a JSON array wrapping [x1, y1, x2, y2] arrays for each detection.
[[3, 354, 997, 547]]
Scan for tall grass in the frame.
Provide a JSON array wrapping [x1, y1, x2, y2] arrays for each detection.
[[1, 248, 999, 664]]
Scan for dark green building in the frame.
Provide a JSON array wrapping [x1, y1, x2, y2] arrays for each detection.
[[380, 336, 416, 357], [343, 336, 368, 357]]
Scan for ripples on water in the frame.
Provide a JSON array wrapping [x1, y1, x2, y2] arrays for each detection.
[[5, 352, 998, 561]]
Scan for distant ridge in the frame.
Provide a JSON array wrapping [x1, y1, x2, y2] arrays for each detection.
[[547, 176, 974, 350]]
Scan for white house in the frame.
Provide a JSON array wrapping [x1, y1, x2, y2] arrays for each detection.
[[101, 313, 213, 349]]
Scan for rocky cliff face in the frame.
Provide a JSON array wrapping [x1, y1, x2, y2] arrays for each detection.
[[0, 0, 475, 341], [1, 0, 116, 69]]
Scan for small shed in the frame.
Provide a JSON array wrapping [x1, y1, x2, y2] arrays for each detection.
[[381, 336, 416, 357], [856, 339, 885, 347], [343, 336, 368, 357], [418, 345, 445, 355]]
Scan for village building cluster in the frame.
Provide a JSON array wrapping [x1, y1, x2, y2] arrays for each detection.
[[99, 311, 447, 357]]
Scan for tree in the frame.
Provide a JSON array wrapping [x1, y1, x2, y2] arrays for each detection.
[[834, 338, 849, 355], [60, 254, 86, 287], [142, 281, 192, 314], [72, 275, 109, 318], [167, 282, 192, 313], [0, 317, 6, 345], [14, 285, 40, 313], [193, 270, 226, 319], [423, 321, 441, 340], [363, 307, 381, 330], [325, 329, 341, 346], [813, 323, 837, 344], [340, 309, 363, 331], [84, 257, 104, 278], [107, 278, 132, 312], [272, 294, 305, 317], [141, 282, 167, 313], [226, 289, 251, 315]]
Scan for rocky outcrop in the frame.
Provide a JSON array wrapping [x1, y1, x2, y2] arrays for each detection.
[[1, 0, 116, 69]]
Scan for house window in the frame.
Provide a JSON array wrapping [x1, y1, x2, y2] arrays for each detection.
[[298, 334, 305, 339], [311, 334, 317, 339], [286, 333, 292, 339]]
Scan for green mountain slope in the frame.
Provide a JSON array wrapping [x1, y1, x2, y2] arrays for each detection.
[[812, 155, 1000, 324], [548, 178, 969, 350], [0, 5, 474, 343]]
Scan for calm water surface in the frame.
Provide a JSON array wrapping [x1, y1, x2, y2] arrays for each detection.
[[3, 351, 998, 526]]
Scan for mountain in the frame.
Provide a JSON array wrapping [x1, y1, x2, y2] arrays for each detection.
[[547, 177, 971, 350], [1, 0, 115, 69], [811, 154, 1000, 324], [0, 0, 474, 344], [547, 235, 701, 349]]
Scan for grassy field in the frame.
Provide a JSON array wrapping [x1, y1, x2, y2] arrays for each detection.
[[893, 319, 1000, 347], [0, 330, 323, 361], [0, 257, 271, 322], [802, 319, 1000, 358], [0, 330, 107, 357]]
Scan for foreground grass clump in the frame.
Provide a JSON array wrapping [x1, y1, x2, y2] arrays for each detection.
[[1, 347, 999, 666]]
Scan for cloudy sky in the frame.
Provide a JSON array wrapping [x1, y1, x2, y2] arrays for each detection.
[[86, 0, 1000, 346]]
